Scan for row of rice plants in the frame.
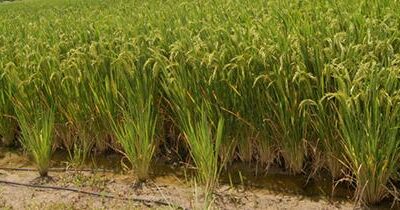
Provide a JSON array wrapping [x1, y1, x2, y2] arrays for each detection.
[[1, 0, 400, 205]]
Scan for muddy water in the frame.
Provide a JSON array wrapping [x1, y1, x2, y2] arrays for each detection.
[[220, 164, 354, 201]]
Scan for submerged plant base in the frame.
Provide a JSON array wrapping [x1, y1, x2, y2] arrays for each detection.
[[281, 150, 305, 175], [352, 165, 393, 206], [0, 129, 16, 147]]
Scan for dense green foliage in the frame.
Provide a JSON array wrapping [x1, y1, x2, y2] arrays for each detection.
[[1, 0, 400, 205]]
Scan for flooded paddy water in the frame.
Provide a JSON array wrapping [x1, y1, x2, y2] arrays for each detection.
[[0, 147, 394, 209]]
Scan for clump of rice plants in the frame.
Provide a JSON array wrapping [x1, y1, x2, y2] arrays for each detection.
[[0, 66, 17, 146], [261, 54, 309, 174], [182, 106, 224, 194], [15, 104, 55, 177], [65, 130, 94, 168], [7, 49, 57, 177], [161, 48, 226, 195], [328, 63, 400, 204], [165, 101, 225, 194], [109, 67, 158, 182]]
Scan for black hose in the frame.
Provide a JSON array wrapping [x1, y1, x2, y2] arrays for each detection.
[[0, 167, 113, 173]]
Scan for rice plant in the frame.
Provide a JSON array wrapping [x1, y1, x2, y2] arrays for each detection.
[[15, 104, 55, 177], [160, 45, 226, 193], [0, 66, 17, 146], [111, 113, 157, 182], [327, 62, 400, 204], [108, 60, 158, 181], [181, 106, 224, 193]]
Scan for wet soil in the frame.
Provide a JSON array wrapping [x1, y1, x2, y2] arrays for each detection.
[[0, 148, 389, 209]]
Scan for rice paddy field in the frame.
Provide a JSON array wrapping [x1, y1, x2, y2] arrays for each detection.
[[0, 0, 400, 209]]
